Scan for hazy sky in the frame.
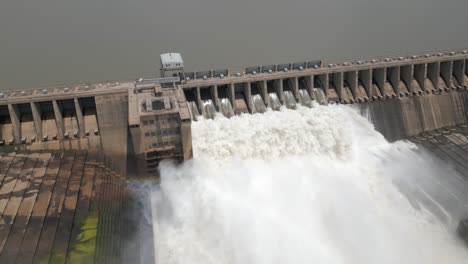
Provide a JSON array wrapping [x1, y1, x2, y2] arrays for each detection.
[[1, 0, 468, 90]]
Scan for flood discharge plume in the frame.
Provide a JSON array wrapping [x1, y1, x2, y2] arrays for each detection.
[[152, 105, 468, 264]]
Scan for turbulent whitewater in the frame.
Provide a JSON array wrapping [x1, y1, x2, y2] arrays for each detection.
[[152, 105, 468, 264]]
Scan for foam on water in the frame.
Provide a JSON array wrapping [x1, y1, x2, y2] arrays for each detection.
[[153, 105, 468, 264]]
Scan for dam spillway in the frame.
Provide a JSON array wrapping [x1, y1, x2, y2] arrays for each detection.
[[0, 49, 468, 163], [153, 106, 468, 264], [1, 49, 468, 263]]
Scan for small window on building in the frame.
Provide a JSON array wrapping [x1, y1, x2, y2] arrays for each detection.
[[149, 120, 154, 125], [151, 132, 156, 136], [145, 132, 150, 137], [143, 121, 148, 126]]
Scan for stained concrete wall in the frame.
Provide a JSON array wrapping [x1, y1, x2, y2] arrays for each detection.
[[362, 91, 468, 141], [95, 93, 129, 175]]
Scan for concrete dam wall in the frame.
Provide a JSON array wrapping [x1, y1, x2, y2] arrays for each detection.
[[0, 49, 468, 263], [0, 49, 467, 177], [363, 91, 468, 141], [181, 52, 468, 142]]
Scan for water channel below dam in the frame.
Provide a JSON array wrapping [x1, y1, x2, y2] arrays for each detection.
[[141, 104, 468, 264]]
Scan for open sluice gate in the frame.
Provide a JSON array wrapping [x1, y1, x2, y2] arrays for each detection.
[[185, 84, 326, 120]]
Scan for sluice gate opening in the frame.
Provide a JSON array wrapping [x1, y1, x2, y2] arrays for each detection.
[[59, 99, 80, 139], [412, 64, 425, 95], [234, 83, 250, 114], [328, 72, 341, 103], [17, 103, 35, 144], [266, 80, 282, 111], [297, 76, 313, 107], [78, 97, 99, 136], [282, 78, 297, 109], [0, 106, 13, 145], [465, 59, 468, 83], [427, 62, 441, 92], [199, 86, 217, 119], [250, 82, 267, 113], [372, 68, 385, 99], [217, 84, 235, 118], [453, 60, 465, 87], [38, 101, 58, 141], [183, 78, 328, 121]]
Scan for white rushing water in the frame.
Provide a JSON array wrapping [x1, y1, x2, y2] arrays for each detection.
[[298, 89, 312, 107], [201, 99, 217, 119], [252, 94, 267, 114], [283, 90, 297, 109], [152, 105, 468, 264], [268, 93, 282, 111], [219, 98, 235, 118]]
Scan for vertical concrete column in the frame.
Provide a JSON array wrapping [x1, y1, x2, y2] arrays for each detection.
[[414, 64, 426, 92], [387, 67, 400, 94], [359, 70, 371, 97], [373, 68, 385, 94], [180, 120, 193, 160], [345, 71, 358, 97], [95, 94, 129, 175], [52, 100, 64, 139], [210, 85, 219, 109], [400, 65, 413, 94], [440, 61, 453, 88], [453, 60, 465, 87], [427, 62, 440, 91], [332, 72, 343, 99], [30, 102, 42, 140], [292, 77, 299, 100], [244, 82, 253, 113], [305, 75, 313, 98], [74, 98, 85, 137], [260, 80, 269, 107], [229, 83, 236, 111], [196, 87, 202, 112], [274, 78, 284, 104], [8, 104, 20, 144], [318, 74, 329, 100]]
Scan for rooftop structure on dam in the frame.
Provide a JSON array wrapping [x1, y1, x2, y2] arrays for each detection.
[[0, 49, 467, 176]]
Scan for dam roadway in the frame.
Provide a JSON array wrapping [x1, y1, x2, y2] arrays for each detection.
[[0, 49, 467, 263]]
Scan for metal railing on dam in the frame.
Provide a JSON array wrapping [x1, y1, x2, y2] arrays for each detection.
[[0, 48, 467, 175]]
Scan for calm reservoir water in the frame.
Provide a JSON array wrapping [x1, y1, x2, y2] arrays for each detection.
[[1, 0, 468, 90]]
